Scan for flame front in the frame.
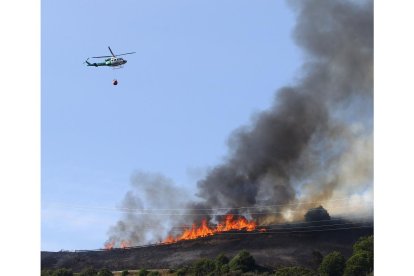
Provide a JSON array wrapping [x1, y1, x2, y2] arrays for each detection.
[[120, 240, 131, 248], [164, 215, 261, 244], [216, 215, 256, 232], [104, 240, 115, 250], [104, 240, 131, 250]]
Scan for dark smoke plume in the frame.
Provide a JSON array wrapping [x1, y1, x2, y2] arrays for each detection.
[[194, 0, 373, 223], [107, 0, 373, 246]]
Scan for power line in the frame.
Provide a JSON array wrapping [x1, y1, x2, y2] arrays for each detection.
[[45, 197, 372, 215], [44, 206, 370, 216], [167, 220, 373, 233], [133, 216, 372, 230], [214, 225, 373, 235]]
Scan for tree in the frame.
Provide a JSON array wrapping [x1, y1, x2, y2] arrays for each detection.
[[319, 251, 345, 276], [305, 206, 331, 222], [228, 250, 256, 273], [97, 268, 113, 276], [353, 235, 373, 255], [121, 270, 129, 276], [343, 252, 371, 276], [275, 266, 317, 276], [352, 235, 373, 271], [342, 235, 373, 275]]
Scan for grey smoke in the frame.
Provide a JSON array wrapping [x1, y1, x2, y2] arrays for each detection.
[[107, 0, 373, 246], [106, 172, 192, 247], [195, 0, 372, 220]]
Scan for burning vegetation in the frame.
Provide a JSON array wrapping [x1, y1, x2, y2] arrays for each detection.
[[104, 215, 264, 249], [163, 215, 263, 244], [104, 240, 131, 250]]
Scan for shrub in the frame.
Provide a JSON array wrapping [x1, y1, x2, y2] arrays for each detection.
[[311, 250, 323, 269], [192, 258, 217, 276], [210, 253, 230, 275], [52, 268, 74, 276], [137, 269, 149, 276], [121, 270, 129, 276], [344, 252, 371, 276], [79, 267, 98, 276], [319, 251, 345, 276], [147, 272, 160, 276], [41, 269, 53, 276], [228, 250, 256, 272], [97, 268, 113, 276], [215, 253, 230, 266], [275, 266, 317, 276], [175, 268, 187, 276], [218, 263, 230, 275]]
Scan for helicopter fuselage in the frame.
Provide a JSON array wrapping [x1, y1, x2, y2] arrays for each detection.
[[104, 57, 127, 66], [87, 57, 127, 67], [85, 47, 134, 68]]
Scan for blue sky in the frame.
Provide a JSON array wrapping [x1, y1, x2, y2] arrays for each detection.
[[41, 0, 302, 251]]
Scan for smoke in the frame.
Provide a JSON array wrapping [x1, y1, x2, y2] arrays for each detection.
[[106, 172, 192, 246], [195, 0, 373, 222], [107, 0, 373, 245]]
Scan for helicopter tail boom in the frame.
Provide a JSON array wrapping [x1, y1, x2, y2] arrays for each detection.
[[85, 58, 98, 67]]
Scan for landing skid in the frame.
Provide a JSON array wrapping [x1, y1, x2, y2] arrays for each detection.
[[112, 66, 124, 69]]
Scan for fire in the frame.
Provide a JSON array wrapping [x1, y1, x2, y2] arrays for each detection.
[[104, 240, 115, 250], [163, 215, 262, 244], [216, 215, 256, 232], [120, 240, 131, 248], [103, 215, 264, 248], [104, 240, 131, 250]]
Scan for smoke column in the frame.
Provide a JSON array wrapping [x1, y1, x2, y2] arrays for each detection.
[[195, 0, 373, 223], [107, 0, 373, 246]]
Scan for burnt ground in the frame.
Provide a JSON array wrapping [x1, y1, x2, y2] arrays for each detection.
[[41, 221, 373, 273]]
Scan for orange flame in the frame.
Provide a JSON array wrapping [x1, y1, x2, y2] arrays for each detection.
[[104, 240, 115, 250], [216, 215, 257, 232], [163, 215, 262, 244], [104, 240, 132, 250], [120, 240, 131, 248]]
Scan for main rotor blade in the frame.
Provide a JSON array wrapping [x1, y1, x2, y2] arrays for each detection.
[[116, 52, 136, 56], [108, 46, 116, 57], [91, 55, 112, 58]]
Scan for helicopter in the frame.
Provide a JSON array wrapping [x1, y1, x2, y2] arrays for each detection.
[[85, 46, 135, 68]]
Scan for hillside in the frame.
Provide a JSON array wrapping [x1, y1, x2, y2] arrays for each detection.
[[41, 221, 373, 272]]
